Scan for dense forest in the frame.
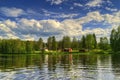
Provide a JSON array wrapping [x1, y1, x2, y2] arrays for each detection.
[[0, 26, 120, 54]]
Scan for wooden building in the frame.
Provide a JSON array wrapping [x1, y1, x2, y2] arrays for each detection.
[[63, 48, 72, 52]]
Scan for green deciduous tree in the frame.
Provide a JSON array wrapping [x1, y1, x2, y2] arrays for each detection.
[[85, 34, 97, 50], [62, 36, 71, 49], [110, 26, 120, 52], [79, 34, 97, 50], [99, 37, 109, 50], [26, 41, 34, 53]]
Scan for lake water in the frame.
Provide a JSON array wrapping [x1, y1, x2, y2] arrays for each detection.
[[0, 54, 120, 80]]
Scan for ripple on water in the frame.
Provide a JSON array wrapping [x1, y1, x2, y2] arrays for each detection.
[[0, 54, 120, 80]]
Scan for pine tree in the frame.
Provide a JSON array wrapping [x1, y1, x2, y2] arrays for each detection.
[[51, 36, 57, 50], [47, 37, 52, 50], [71, 37, 78, 50]]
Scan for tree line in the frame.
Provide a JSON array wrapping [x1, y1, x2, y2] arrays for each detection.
[[0, 26, 120, 53], [0, 39, 34, 53], [0, 34, 108, 54]]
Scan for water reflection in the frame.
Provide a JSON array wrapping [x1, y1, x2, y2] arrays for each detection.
[[97, 55, 114, 80], [0, 54, 120, 80]]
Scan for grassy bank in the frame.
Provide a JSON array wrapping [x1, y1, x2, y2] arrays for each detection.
[[0, 49, 115, 55], [34, 49, 105, 54]]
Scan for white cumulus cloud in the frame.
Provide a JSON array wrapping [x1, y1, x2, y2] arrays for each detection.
[[0, 7, 25, 17], [0, 11, 120, 41], [46, 0, 66, 5], [42, 9, 78, 19], [86, 0, 103, 7], [105, 7, 118, 12], [74, 3, 83, 7]]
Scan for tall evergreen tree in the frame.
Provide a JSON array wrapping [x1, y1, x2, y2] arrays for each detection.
[[62, 36, 71, 49], [93, 34, 97, 49], [51, 36, 57, 50], [71, 37, 78, 50], [57, 40, 62, 49], [38, 38, 43, 49], [47, 37, 52, 50], [81, 35, 86, 49]]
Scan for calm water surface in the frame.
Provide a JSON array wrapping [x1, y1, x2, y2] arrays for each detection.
[[0, 54, 120, 80]]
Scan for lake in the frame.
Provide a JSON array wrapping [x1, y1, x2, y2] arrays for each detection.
[[0, 54, 120, 80]]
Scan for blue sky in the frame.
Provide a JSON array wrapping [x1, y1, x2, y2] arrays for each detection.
[[0, 0, 120, 41]]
